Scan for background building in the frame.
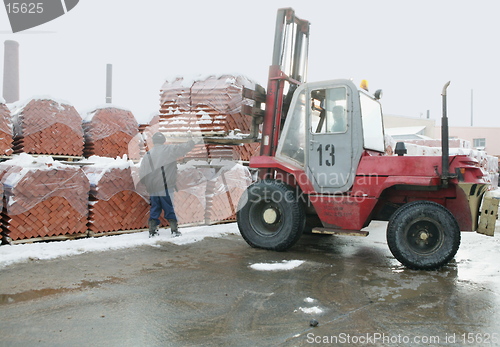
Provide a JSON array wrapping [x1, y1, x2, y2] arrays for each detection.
[[383, 114, 500, 158]]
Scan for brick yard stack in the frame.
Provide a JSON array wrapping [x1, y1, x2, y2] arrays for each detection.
[[190, 75, 254, 134], [10, 98, 84, 156], [173, 163, 211, 225], [386, 134, 499, 186], [0, 101, 12, 156], [157, 74, 261, 161], [0, 154, 89, 242], [82, 156, 152, 233], [205, 163, 252, 223], [83, 106, 140, 159]]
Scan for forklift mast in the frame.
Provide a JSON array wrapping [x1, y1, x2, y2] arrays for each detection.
[[260, 8, 310, 157]]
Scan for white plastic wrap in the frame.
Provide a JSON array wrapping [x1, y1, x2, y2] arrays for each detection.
[[10, 98, 83, 137], [83, 106, 138, 141], [0, 153, 89, 216]]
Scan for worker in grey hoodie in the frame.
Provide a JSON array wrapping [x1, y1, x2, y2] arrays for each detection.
[[139, 132, 195, 237]]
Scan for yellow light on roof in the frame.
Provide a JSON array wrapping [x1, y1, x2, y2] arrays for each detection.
[[360, 79, 369, 92]]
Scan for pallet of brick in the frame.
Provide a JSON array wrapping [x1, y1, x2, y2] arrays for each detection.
[[83, 106, 139, 159], [0, 154, 89, 241], [0, 102, 12, 156], [83, 156, 153, 233], [159, 76, 192, 115], [10, 98, 84, 156], [205, 163, 252, 223], [190, 75, 256, 133], [234, 142, 261, 162], [158, 75, 259, 136], [404, 138, 471, 149], [179, 143, 258, 162], [173, 163, 209, 225]]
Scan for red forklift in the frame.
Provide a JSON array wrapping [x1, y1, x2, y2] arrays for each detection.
[[236, 8, 499, 270]]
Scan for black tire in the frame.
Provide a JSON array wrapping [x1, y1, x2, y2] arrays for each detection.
[[237, 179, 305, 251], [387, 201, 460, 270]]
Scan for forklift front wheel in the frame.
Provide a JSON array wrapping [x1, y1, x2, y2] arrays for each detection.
[[237, 179, 305, 251], [387, 201, 461, 270]]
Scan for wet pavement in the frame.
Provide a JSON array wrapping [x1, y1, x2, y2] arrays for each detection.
[[1, 221, 500, 346]]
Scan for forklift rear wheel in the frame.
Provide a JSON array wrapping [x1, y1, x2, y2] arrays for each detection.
[[387, 201, 460, 270], [237, 179, 305, 251]]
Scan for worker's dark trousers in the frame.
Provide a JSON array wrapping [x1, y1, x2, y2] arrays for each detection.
[[149, 189, 176, 223]]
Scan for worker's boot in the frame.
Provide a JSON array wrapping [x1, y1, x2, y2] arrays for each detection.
[[168, 219, 181, 237], [148, 219, 159, 238]]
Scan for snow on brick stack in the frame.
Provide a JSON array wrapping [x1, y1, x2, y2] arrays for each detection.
[[190, 75, 254, 135], [173, 162, 211, 225], [10, 98, 84, 156], [82, 156, 153, 233], [205, 163, 252, 223], [83, 106, 140, 159], [157, 75, 261, 161], [0, 154, 89, 242], [0, 101, 12, 156]]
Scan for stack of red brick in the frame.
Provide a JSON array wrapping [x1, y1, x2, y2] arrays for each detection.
[[83, 157, 155, 233], [155, 161, 252, 225], [173, 164, 211, 225], [0, 102, 12, 156], [205, 163, 252, 223], [83, 107, 140, 159], [0, 154, 89, 241], [10, 98, 84, 156], [156, 74, 261, 161]]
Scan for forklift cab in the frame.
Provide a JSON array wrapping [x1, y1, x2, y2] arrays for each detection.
[[276, 79, 385, 194]]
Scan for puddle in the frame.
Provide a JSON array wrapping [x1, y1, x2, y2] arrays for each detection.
[[0, 277, 122, 305]]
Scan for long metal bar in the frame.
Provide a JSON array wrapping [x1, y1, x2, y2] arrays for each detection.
[[260, 8, 309, 160], [271, 9, 287, 66], [441, 81, 451, 182]]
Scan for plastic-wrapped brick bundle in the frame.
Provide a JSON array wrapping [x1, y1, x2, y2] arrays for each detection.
[[10, 98, 84, 156], [0, 102, 12, 156], [205, 163, 252, 223], [82, 156, 153, 233], [156, 75, 261, 162], [190, 75, 256, 135], [159, 77, 191, 115], [404, 138, 471, 149], [173, 163, 211, 225], [0, 154, 89, 241], [158, 75, 256, 136], [83, 106, 139, 159]]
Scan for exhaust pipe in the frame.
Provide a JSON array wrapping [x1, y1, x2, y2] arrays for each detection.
[[106, 64, 112, 104], [441, 81, 451, 185]]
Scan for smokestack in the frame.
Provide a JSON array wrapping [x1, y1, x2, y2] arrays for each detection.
[[3, 40, 20, 103], [106, 64, 112, 103]]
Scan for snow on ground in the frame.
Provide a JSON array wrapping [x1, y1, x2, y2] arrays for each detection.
[[0, 223, 240, 269], [249, 260, 305, 271], [297, 306, 323, 315]]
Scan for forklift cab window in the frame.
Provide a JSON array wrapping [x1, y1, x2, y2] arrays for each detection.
[[310, 87, 347, 134], [277, 90, 306, 165]]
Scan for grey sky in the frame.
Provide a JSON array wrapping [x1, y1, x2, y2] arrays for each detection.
[[0, 0, 498, 127]]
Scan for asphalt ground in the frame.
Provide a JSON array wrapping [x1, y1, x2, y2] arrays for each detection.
[[1, 221, 500, 347]]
